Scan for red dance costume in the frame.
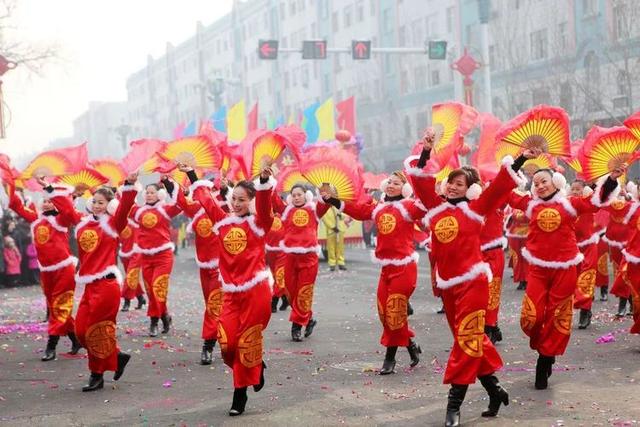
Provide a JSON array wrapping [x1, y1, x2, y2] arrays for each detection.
[[594, 210, 610, 289], [506, 208, 529, 284], [509, 182, 615, 358], [573, 208, 599, 311], [51, 184, 137, 375], [9, 191, 77, 338], [191, 177, 275, 388], [619, 202, 640, 332], [272, 194, 331, 328], [341, 196, 426, 347], [119, 218, 144, 301], [265, 214, 287, 298], [130, 191, 182, 320], [603, 199, 631, 299], [480, 206, 507, 329], [407, 155, 519, 385]]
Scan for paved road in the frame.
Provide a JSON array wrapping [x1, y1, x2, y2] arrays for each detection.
[[1, 247, 639, 426]]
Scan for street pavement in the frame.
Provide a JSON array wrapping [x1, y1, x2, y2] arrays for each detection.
[[1, 247, 640, 426]]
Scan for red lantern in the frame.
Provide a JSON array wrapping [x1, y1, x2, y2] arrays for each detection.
[[458, 143, 471, 156], [335, 129, 351, 143]]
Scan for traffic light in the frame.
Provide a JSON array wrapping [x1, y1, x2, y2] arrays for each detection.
[[258, 40, 279, 60], [428, 41, 447, 60], [302, 40, 327, 59], [351, 40, 371, 60]]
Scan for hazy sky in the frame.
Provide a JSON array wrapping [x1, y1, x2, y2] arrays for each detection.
[[0, 0, 233, 162]]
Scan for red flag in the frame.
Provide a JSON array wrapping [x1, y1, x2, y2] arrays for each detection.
[[248, 102, 259, 132], [336, 97, 356, 135], [121, 139, 167, 173]]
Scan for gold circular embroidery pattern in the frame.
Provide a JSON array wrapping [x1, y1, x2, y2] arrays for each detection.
[[611, 200, 625, 210], [85, 320, 117, 359], [377, 213, 396, 235], [292, 209, 310, 227], [598, 253, 608, 276], [296, 284, 314, 313], [553, 297, 573, 335], [142, 212, 158, 229], [271, 216, 283, 231], [53, 291, 74, 322], [35, 225, 50, 245], [78, 229, 100, 253], [196, 217, 213, 238], [457, 310, 485, 358], [536, 208, 561, 232], [520, 294, 537, 333], [488, 276, 502, 310], [152, 274, 169, 302], [120, 226, 132, 240], [206, 288, 223, 318], [126, 267, 140, 290], [434, 215, 459, 243], [577, 268, 596, 299], [275, 266, 285, 290], [238, 324, 263, 368], [217, 324, 228, 353], [385, 293, 408, 331], [223, 227, 248, 255]]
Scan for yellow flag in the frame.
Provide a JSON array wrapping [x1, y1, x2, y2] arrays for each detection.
[[227, 100, 247, 141], [315, 98, 335, 141]]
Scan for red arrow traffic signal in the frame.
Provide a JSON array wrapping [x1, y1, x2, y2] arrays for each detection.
[[258, 40, 278, 60], [351, 40, 371, 60]]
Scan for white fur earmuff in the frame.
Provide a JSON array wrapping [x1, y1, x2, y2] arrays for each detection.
[[552, 172, 567, 191], [157, 188, 168, 201], [85, 197, 94, 213], [466, 183, 483, 200], [626, 181, 638, 201], [107, 198, 119, 215], [582, 186, 594, 197]]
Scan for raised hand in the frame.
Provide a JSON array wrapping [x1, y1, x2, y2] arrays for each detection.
[[523, 147, 542, 159], [177, 163, 193, 173], [260, 165, 273, 180], [421, 127, 435, 151], [611, 164, 626, 180], [35, 175, 48, 188]]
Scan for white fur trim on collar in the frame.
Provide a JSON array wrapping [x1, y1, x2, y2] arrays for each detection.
[[221, 269, 273, 293], [75, 214, 119, 240], [212, 214, 265, 237], [38, 255, 78, 272], [403, 155, 428, 177], [41, 215, 69, 233], [602, 235, 626, 249], [254, 176, 277, 191], [48, 186, 74, 199], [119, 184, 137, 193], [281, 202, 318, 222], [480, 237, 507, 252], [501, 155, 521, 185], [371, 200, 413, 223], [521, 247, 584, 269], [525, 192, 577, 218], [436, 262, 492, 289], [370, 251, 419, 266], [75, 265, 123, 286], [136, 242, 175, 255], [577, 232, 600, 248], [623, 202, 640, 225]]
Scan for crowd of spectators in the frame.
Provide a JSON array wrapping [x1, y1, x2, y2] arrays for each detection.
[[0, 212, 39, 288]]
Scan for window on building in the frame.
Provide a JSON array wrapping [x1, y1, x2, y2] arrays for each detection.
[[356, 0, 364, 22], [614, 3, 628, 40], [446, 7, 455, 33], [412, 19, 423, 46], [280, 2, 286, 20], [344, 5, 353, 28], [530, 29, 548, 60], [560, 82, 573, 114], [489, 44, 497, 69], [383, 8, 392, 32], [414, 66, 427, 91], [431, 69, 440, 86], [584, 50, 600, 84], [399, 25, 407, 47], [416, 110, 428, 133], [332, 11, 339, 31], [400, 69, 410, 94], [617, 70, 630, 96], [558, 22, 568, 51], [583, 0, 597, 16]]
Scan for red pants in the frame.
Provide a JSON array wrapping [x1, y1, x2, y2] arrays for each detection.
[[521, 265, 576, 356], [483, 248, 505, 327], [75, 278, 120, 374], [42, 264, 76, 336], [120, 255, 144, 300], [441, 277, 503, 385], [626, 262, 640, 334], [609, 246, 623, 271], [596, 239, 609, 287], [574, 244, 597, 311], [611, 260, 632, 299], [376, 262, 416, 347], [200, 267, 222, 340], [266, 250, 287, 298], [141, 250, 174, 318], [217, 281, 272, 388], [508, 238, 528, 283], [428, 251, 441, 298], [284, 252, 318, 326]]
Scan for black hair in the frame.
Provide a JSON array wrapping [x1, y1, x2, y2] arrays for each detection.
[[234, 180, 256, 199]]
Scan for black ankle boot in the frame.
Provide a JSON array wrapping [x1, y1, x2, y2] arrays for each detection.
[[479, 374, 509, 417], [121, 299, 130, 312], [67, 332, 82, 355], [535, 355, 554, 390], [379, 346, 397, 375], [445, 384, 468, 427], [114, 352, 131, 381], [200, 339, 216, 365], [229, 387, 248, 416], [279, 296, 289, 311], [616, 298, 628, 317], [41, 335, 59, 361], [493, 325, 503, 343], [407, 301, 414, 316], [161, 313, 172, 334], [149, 317, 159, 337], [628, 297, 634, 317], [484, 325, 495, 343], [600, 286, 608, 301], [271, 296, 278, 313], [82, 372, 104, 392], [253, 361, 266, 392], [517, 281, 527, 290], [578, 309, 592, 329], [407, 340, 422, 367], [291, 323, 303, 342], [136, 295, 146, 309], [304, 318, 317, 337]]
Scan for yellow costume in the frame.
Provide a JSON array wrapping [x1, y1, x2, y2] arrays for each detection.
[[322, 206, 348, 268]]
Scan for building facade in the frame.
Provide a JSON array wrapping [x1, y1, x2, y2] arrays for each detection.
[[72, 101, 129, 159]]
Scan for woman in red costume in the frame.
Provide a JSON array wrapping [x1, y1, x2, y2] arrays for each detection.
[[265, 210, 288, 312], [9, 186, 81, 361], [406, 131, 535, 427], [42, 173, 138, 391], [569, 180, 600, 329], [594, 209, 610, 300], [506, 208, 529, 290], [322, 171, 425, 374], [271, 184, 331, 341], [119, 203, 146, 312], [130, 179, 182, 336], [178, 179, 227, 365], [181, 164, 274, 416], [619, 182, 640, 333], [510, 168, 621, 391]]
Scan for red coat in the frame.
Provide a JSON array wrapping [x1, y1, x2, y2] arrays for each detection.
[[621, 202, 640, 263], [506, 208, 529, 240], [406, 155, 519, 289], [51, 184, 137, 285], [574, 210, 599, 249], [480, 207, 506, 252], [603, 199, 631, 249], [118, 218, 139, 259], [130, 191, 182, 256], [9, 191, 77, 272], [190, 177, 275, 292], [342, 198, 426, 265], [179, 191, 225, 269], [272, 194, 331, 254], [265, 214, 284, 252]]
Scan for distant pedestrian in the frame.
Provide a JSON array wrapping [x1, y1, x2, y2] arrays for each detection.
[[4, 236, 22, 287]]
